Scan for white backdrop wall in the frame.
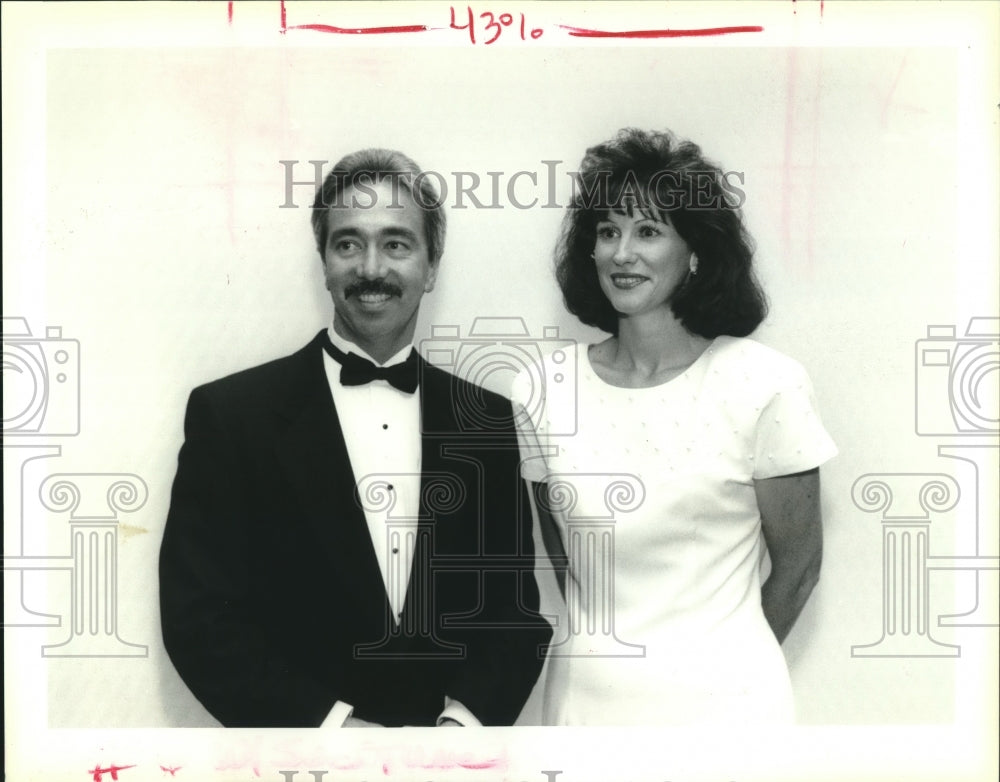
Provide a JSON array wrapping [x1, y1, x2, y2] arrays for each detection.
[[4, 5, 997, 755]]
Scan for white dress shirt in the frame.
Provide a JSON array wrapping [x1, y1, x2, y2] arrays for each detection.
[[323, 326, 422, 621], [319, 323, 479, 728]]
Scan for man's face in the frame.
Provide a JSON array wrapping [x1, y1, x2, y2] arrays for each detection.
[[322, 179, 438, 362]]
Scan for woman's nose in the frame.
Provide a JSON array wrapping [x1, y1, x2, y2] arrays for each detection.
[[612, 232, 636, 264]]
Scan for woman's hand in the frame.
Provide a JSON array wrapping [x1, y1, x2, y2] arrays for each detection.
[[755, 467, 823, 643]]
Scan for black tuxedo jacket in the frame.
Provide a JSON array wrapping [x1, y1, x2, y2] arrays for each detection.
[[159, 332, 551, 727]]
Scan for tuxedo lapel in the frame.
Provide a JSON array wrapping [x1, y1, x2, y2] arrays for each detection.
[[395, 360, 458, 636], [417, 359, 458, 495], [273, 334, 390, 630]]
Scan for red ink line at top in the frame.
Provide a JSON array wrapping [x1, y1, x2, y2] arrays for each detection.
[[285, 22, 429, 35], [278, 1, 426, 35], [227, 1, 233, 25], [559, 24, 764, 39]]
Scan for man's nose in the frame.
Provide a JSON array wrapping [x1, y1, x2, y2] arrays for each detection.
[[357, 246, 384, 279]]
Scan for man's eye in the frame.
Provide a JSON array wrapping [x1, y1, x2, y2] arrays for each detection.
[[334, 239, 360, 253], [385, 240, 410, 253]]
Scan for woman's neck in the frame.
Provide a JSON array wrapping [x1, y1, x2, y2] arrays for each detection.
[[607, 311, 711, 381]]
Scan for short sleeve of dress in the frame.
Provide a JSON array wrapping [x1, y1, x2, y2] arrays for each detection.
[[510, 367, 550, 484], [752, 360, 838, 480]]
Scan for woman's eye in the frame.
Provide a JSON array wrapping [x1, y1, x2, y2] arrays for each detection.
[[596, 225, 617, 239], [638, 225, 661, 238]]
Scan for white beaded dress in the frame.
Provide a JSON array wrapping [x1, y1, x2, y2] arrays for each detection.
[[511, 336, 837, 725]]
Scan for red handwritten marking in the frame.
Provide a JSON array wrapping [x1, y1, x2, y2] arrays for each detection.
[[560, 24, 764, 38], [227, 2, 233, 25], [213, 761, 261, 777], [450, 7, 542, 44], [792, 0, 825, 18], [278, 1, 426, 35], [881, 52, 908, 128], [805, 49, 821, 274], [160, 766, 181, 776], [401, 752, 505, 772], [780, 48, 797, 259], [89, 765, 136, 782], [285, 22, 428, 34]]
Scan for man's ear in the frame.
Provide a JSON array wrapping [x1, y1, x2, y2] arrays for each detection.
[[424, 260, 439, 293]]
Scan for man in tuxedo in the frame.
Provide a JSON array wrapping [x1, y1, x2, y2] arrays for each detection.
[[159, 148, 551, 727]]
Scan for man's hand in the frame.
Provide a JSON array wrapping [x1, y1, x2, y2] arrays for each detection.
[[343, 716, 382, 727]]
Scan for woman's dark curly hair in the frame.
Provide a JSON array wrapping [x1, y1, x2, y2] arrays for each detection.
[[555, 128, 768, 337]]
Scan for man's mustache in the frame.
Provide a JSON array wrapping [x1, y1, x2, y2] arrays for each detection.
[[345, 279, 403, 298]]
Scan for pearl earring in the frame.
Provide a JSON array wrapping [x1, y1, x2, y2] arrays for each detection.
[[689, 253, 699, 275]]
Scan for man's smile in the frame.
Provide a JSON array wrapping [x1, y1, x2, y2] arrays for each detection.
[[355, 291, 394, 306]]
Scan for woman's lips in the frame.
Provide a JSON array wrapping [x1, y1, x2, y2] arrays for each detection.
[[610, 273, 649, 289]]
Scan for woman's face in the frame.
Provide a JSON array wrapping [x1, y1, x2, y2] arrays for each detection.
[[593, 209, 692, 321]]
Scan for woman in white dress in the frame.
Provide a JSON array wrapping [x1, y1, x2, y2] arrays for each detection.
[[512, 128, 837, 725]]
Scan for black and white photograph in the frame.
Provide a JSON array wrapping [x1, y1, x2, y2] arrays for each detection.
[[3, 1, 997, 781]]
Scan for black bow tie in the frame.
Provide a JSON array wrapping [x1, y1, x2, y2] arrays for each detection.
[[321, 332, 419, 394]]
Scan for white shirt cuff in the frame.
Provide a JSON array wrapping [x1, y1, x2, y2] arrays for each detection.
[[438, 696, 481, 727], [321, 700, 354, 727]]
